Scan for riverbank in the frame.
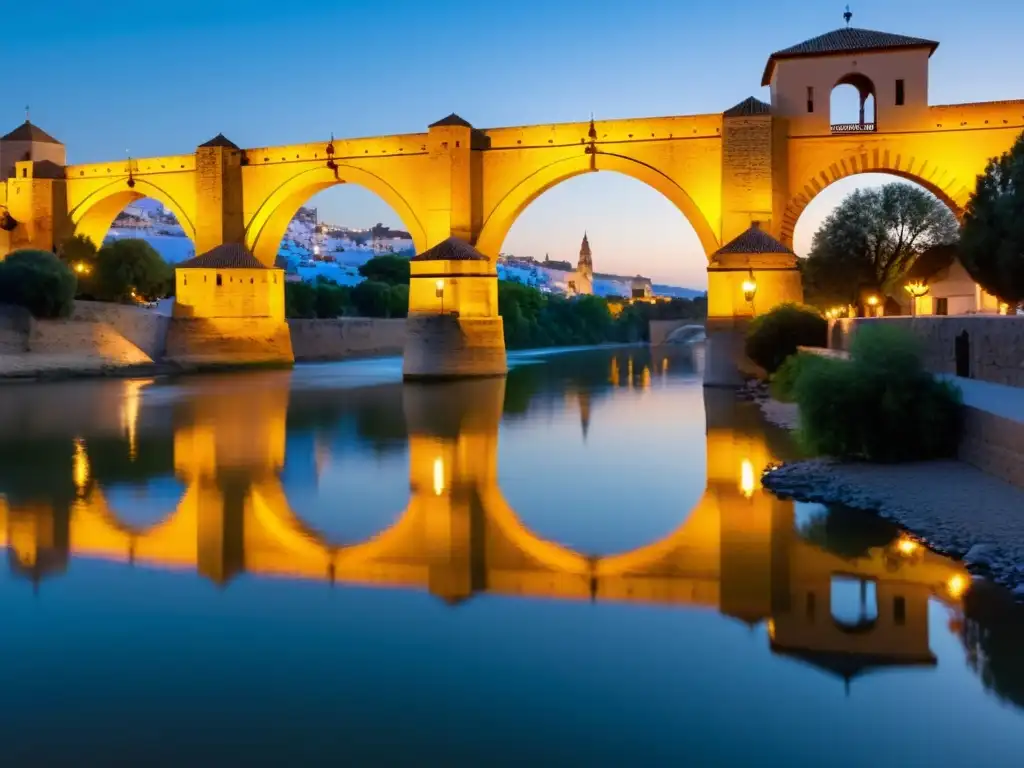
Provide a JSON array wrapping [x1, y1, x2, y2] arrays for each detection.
[[745, 380, 1024, 598]]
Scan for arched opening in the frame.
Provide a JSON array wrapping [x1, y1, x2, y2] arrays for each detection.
[[101, 197, 195, 263], [266, 182, 418, 286], [246, 165, 427, 268], [830, 73, 876, 133], [788, 172, 963, 314], [476, 153, 719, 262], [99, 477, 186, 533], [69, 182, 196, 259]]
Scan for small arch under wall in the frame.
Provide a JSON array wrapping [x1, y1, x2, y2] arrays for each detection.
[[245, 164, 429, 267], [474, 152, 720, 261], [779, 152, 970, 249], [69, 178, 197, 250]]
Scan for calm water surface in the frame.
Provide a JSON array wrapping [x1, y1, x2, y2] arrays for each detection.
[[1, 347, 1023, 766]]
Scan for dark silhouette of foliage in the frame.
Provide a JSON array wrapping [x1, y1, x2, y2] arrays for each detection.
[[802, 182, 959, 308], [794, 323, 962, 462], [0, 249, 77, 318], [745, 303, 827, 374], [960, 131, 1024, 304]]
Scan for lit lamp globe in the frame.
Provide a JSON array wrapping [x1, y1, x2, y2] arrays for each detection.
[[742, 277, 757, 304], [904, 281, 929, 316]]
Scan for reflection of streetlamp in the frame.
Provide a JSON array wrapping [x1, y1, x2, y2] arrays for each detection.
[[435, 279, 444, 314], [905, 281, 929, 316]]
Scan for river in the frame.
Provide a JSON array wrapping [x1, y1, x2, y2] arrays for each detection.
[[0, 347, 1021, 765]]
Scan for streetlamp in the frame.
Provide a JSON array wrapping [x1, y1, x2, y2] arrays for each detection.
[[741, 270, 757, 314], [435, 279, 445, 314], [866, 294, 880, 317], [904, 281, 929, 316]]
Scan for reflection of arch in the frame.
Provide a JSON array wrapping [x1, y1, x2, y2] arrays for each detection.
[[246, 165, 428, 266], [780, 162, 969, 248], [830, 72, 877, 128], [475, 153, 719, 260], [249, 481, 423, 571], [69, 179, 197, 247]]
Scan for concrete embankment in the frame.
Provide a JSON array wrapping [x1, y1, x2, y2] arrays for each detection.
[[0, 302, 413, 380]]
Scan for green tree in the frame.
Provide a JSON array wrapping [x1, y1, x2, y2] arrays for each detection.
[[959, 131, 1024, 304], [358, 254, 410, 285], [744, 303, 827, 374], [58, 234, 100, 298], [802, 182, 959, 307], [284, 281, 317, 318], [0, 249, 77, 318], [386, 283, 409, 318], [351, 280, 393, 317], [93, 238, 173, 303]]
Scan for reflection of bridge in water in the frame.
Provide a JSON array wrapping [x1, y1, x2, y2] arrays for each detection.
[[0, 369, 969, 683]]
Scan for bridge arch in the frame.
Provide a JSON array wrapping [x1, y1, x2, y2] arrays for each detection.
[[245, 164, 429, 266], [69, 179, 197, 248], [475, 152, 720, 260], [780, 152, 970, 249]]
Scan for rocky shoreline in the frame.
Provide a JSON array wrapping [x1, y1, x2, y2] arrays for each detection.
[[743, 380, 1024, 599]]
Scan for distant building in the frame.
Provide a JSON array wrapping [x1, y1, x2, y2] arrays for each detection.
[[631, 275, 654, 300], [895, 244, 1002, 316], [566, 233, 594, 296]]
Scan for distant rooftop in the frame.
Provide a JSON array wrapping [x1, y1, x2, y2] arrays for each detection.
[[762, 27, 939, 85]]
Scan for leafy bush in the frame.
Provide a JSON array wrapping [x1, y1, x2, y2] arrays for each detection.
[[93, 238, 173, 303], [0, 249, 77, 318], [794, 323, 962, 462], [770, 352, 825, 403], [745, 303, 827, 374]]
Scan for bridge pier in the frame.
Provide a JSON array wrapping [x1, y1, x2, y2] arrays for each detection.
[[402, 237, 507, 380]]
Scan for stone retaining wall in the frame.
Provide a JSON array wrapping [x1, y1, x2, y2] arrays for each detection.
[[288, 318, 406, 361], [165, 318, 294, 368], [960, 405, 1024, 489], [830, 316, 1024, 387], [70, 300, 170, 360]]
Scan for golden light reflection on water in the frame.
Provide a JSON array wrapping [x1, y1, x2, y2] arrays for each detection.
[[0, 359, 981, 692]]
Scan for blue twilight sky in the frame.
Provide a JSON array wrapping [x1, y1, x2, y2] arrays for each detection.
[[9, 0, 1023, 287]]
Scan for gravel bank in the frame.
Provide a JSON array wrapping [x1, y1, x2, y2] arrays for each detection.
[[763, 454, 1024, 597], [741, 378, 1024, 597]]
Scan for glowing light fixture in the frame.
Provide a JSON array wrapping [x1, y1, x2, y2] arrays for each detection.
[[73, 261, 90, 275], [432, 457, 445, 496], [742, 270, 757, 304], [866, 295, 879, 307]]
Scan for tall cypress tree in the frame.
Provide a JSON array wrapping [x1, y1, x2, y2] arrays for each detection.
[[960, 131, 1024, 305]]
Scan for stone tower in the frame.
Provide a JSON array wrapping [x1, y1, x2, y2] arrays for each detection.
[[0, 119, 68, 254], [569, 232, 594, 296]]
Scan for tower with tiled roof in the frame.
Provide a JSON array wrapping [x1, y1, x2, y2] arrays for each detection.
[[568, 232, 594, 296], [763, 15, 939, 134]]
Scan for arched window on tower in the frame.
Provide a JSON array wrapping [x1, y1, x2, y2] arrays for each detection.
[[830, 73, 876, 134]]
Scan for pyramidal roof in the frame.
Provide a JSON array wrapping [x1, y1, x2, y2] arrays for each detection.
[[713, 222, 794, 257], [411, 236, 488, 261], [762, 27, 939, 85], [1, 121, 62, 145], [177, 242, 268, 269], [429, 113, 472, 128], [724, 97, 771, 118], [580, 232, 591, 256], [198, 133, 240, 149]]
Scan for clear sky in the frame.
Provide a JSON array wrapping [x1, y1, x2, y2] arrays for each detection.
[[11, 0, 1024, 288]]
